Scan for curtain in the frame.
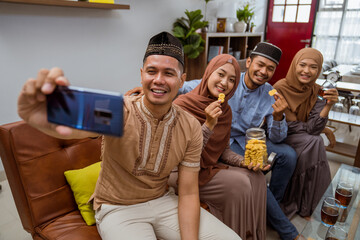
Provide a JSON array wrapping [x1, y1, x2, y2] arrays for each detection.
[[312, 0, 360, 64]]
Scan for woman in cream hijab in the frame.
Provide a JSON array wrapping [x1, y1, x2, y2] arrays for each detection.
[[273, 48, 338, 218]]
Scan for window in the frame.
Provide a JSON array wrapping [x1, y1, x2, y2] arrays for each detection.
[[312, 0, 360, 64], [272, 0, 312, 23]]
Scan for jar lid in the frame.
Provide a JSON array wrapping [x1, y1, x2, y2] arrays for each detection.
[[246, 127, 265, 134], [246, 127, 265, 138]]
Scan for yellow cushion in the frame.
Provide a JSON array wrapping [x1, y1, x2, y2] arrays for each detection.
[[64, 161, 101, 226]]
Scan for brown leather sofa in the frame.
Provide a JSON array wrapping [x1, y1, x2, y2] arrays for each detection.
[[0, 121, 102, 239]]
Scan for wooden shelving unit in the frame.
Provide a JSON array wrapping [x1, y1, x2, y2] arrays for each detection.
[[0, 0, 130, 9], [185, 32, 263, 81], [204, 32, 264, 63]]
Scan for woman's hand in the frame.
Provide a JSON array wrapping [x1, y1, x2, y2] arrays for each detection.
[[320, 88, 339, 118], [204, 100, 222, 131], [323, 88, 339, 106], [272, 93, 289, 121], [240, 161, 271, 172]]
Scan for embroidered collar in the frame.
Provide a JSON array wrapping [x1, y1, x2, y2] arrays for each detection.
[[140, 96, 175, 121]]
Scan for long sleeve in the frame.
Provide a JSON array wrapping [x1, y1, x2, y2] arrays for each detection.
[[220, 145, 244, 167], [202, 124, 243, 167], [202, 123, 213, 151], [178, 79, 201, 95], [229, 75, 289, 149], [266, 113, 288, 143], [287, 99, 328, 136]]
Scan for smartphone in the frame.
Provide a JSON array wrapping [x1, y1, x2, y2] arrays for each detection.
[[46, 85, 123, 137]]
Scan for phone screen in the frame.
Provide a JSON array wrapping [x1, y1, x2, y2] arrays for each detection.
[[47, 86, 123, 137]]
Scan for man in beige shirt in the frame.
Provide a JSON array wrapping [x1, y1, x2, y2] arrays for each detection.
[[17, 32, 240, 240]]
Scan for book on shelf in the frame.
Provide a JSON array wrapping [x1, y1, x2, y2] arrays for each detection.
[[208, 46, 224, 62]]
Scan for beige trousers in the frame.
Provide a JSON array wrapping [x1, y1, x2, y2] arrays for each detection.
[[95, 190, 241, 240]]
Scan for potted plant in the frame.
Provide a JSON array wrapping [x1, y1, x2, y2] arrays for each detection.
[[234, 4, 254, 33], [250, 22, 256, 32], [173, 9, 208, 59], [173, 10, 208, 80]]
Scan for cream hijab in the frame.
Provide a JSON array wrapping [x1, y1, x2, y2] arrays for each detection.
[[274, 48, 323, 122]]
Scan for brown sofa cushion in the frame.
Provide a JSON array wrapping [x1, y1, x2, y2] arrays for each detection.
[[36, 211, 100, 240]]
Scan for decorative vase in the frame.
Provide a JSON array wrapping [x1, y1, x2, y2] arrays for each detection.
[[234, 21, 246, 33]]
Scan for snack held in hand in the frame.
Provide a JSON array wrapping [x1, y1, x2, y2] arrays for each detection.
[[268, 89, 277, 96], [218, 93, 225, 103], [244, 139, 267, 168]]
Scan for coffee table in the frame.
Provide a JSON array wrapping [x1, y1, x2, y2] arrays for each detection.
[[300, 164, 360, 239]]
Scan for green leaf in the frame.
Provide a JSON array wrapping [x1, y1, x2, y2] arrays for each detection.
[[236, 4, 255, 22], [192, 14, 203, 25], [173, 20, 184, 28], [172, 8, 207, 59], [188, 34, 201, 48], [197, 46, 204, 53], [187, 9, 200, 20], [173, 26, 186, 38], [183, 44, 194, 55], [187, 50, 199, 59], [193, 21, 206, 30]]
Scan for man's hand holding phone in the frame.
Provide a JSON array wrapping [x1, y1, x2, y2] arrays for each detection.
[[18, 68, 123, 139], [46, 85, 123, 137], [18, 68, 77, 137]]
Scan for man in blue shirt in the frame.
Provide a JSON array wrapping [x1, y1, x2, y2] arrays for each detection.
[[179, 43, 299, 240]]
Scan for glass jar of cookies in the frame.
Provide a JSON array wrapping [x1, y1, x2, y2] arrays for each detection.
[[244, 128, 267, 168]]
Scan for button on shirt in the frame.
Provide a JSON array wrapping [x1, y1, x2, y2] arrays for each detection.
[[179, 72, 287, 150]]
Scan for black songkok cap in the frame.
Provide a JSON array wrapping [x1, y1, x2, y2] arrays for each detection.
[[143, 31, 184, 67], [250, 42, 282, 65]]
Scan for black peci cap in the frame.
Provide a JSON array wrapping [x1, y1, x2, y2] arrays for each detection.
[[250, 42, 282, 65], [143, 31, 184, 67]]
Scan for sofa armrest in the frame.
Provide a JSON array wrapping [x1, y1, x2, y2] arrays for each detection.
[[0, 121, 101, 237]]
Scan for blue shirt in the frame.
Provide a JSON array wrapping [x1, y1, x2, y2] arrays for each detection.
[[179, 72, 288, 149]]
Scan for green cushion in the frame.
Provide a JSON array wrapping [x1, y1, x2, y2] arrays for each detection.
[[64, 161, 101, 225]]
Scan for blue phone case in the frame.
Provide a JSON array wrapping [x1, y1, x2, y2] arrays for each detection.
[[47, 86, 123, 137]]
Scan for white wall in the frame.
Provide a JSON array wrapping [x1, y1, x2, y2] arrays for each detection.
[[0, 0, 267, 171], [0, 0, 202, 125], [207, 0, 267, 34]]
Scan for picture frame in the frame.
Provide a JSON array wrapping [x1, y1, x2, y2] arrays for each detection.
[[217, 18, 226, 32]]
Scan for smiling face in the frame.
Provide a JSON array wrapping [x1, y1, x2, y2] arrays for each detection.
[[245, 55, 277, 89], [207, 63, 236, 98], [295, 58, 319, 85], [141, 55, 185, 115]]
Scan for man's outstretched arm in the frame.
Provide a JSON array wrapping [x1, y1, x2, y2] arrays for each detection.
[[18, 67, 99, 139]]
